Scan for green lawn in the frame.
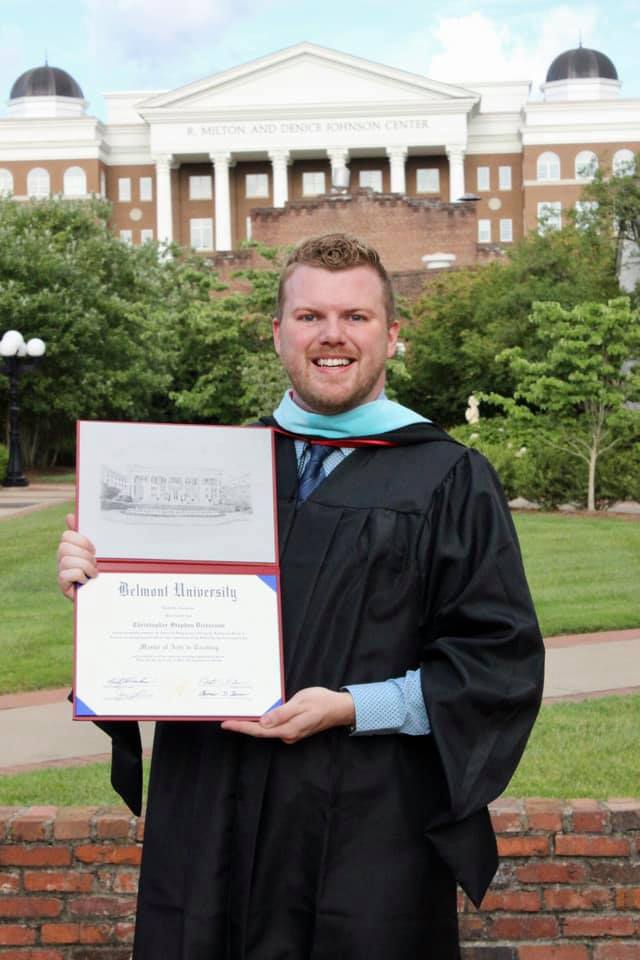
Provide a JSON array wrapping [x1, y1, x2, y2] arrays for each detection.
[[0, 502, 74, 693], [0, 506, 638, 694], [0, 760, 146, 806], [505, 693, 640, 798], [30, 473, 75, 485], [515, 513, 640, 636], [0, 694, 637, 804]]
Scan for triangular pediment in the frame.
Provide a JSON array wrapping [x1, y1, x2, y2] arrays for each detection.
[[139, 42, 478, 114]]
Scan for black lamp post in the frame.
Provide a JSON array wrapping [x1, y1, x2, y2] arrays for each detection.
[[1, 330, 46, 487]]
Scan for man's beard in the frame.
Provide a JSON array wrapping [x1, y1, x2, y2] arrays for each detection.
[[289, 373, 383, 415]]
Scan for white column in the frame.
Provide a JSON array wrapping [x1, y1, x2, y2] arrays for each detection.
[[154, 154, 174, 247], [327, 147, 350, 189], [386, 146, 408, 194], [211, 152, 232, 251], [269, 150, 290, 208], [446, 146, 466, 202]]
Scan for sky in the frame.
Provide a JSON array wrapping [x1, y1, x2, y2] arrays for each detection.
[[0, 0, 638, 120]]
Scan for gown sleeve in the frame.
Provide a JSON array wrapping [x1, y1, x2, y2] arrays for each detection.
[[95, 719, 143, 816], [68, 691, 144, 815], [419, 448, 544, 846]]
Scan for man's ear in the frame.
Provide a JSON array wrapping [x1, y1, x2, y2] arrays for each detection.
[[272, 316, 281, 355], [386, 319, 400, 359]]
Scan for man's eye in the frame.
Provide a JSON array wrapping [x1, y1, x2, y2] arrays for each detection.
[[298, 313, 316, 322], [350, 313, 365, 322]]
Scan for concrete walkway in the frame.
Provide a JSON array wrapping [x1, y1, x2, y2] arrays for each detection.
[[0, 481, 75, 519], [0, 628, 638, 774]]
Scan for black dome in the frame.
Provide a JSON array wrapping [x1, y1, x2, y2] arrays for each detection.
[[10, 65, 84, 100], [546, 46, 618, 83]]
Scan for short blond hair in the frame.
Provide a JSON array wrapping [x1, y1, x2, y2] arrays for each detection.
[[276, 233, 395, 324]]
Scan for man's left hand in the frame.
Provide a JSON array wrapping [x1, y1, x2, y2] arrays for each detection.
[[220, 687, 355, 743]]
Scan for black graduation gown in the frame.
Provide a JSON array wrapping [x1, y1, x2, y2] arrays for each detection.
[[98, 423, 544, 960]]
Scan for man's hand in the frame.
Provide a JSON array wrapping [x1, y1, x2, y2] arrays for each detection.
[[220, 687, 355, 743], [57, 513, 98, 600]]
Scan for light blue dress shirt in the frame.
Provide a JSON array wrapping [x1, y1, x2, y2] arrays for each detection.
[[294, 440, 431, 737]]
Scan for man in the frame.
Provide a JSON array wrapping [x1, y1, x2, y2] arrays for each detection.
[[58, 233, 544, 960]]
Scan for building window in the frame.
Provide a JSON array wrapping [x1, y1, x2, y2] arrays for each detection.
[[27, 167, 50, 198], [0, 169, 14, 195], [190, 218, 213, 251], [499, 218, 513, 242], [140, 229, 154, 243], [119, 229, 133, 244], [478, 219, 491, 243], [574, 200, 598, 229], [359, 169, 383, 192], [118, 178, 131, 202], [245, 173, 269, 198], [537, 152, 561, 182], [416, 168, 440, 193], [575, 151, 598, 181], [476, 166, 490, 191], [100, 170, 106, 197], [302, 171, 326, 196], [612, 149, 635, 177], [537, 201, 562, 234], [189, 175, 213, 200], [498, 165, 512, 190], [139, 177, 153, 201], [63, 166, 87, 197]]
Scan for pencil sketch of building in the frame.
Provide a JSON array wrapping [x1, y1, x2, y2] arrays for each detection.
[[100, 464, 252, 520]]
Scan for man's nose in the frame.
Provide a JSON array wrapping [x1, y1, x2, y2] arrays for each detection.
[[319, 316, 346, 342]]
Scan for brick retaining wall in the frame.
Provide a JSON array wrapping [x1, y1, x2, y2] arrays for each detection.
[[0, 800, 638, 958], [251, 189, 479, 273]]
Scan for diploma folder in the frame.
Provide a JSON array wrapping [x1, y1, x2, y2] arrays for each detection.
[[74, 420, 284, 721]]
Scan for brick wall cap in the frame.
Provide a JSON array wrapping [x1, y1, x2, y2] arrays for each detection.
[[12, 805, 58, 818], [568, 799, 605, 810], [251, 190, 474, 221], [489, 799, 525, 814], [524, 798, 565, 812], [607, 798, 640, 811]]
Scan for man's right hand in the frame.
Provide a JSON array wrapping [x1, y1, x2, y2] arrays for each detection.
[[57, 513, 98, 600]]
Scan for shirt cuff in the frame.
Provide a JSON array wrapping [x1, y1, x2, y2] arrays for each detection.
[[343, 669, 431, 736]]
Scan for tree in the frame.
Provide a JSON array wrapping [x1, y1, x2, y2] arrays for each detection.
[[0, 197, 182, 465], [169, 249, 290, 425], [578, 152, 640, 298], [485, 297, 640, 510], [399, 224, 619, 426], [580, 152, 640, 247]]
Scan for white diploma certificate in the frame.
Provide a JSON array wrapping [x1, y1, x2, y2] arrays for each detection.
[[74, 421, 283, 721], [75, 571, 283, 720]]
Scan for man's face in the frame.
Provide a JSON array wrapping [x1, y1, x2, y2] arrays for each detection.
[[273, 264, 399, 415]]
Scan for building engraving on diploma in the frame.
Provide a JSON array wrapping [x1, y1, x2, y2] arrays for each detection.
[[100, 464, 252, 523]]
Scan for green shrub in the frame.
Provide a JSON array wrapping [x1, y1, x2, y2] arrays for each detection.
[[0, 443, 7, 480], [597, 441, 640, 502], [450, 417, 638, 507]]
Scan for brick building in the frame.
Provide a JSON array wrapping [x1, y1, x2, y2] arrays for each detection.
[[0, 42, 637, 272]]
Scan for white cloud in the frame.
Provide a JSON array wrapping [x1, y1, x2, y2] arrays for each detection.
[[82, 0, 264, 76], [418, 6, 599, 89]]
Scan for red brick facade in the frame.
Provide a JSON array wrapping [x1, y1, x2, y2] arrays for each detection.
[[1, 800, 639, 958], [250, 188, 478, 273]]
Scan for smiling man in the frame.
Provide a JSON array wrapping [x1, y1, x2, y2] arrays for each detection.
[[272, 251, 399, 414], [58, 233, 544, 960]]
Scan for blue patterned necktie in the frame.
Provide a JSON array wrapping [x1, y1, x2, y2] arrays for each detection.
[[298, 443, 333, 503]]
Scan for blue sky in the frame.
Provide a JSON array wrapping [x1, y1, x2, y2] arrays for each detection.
[[0, 0, 638, 119]]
